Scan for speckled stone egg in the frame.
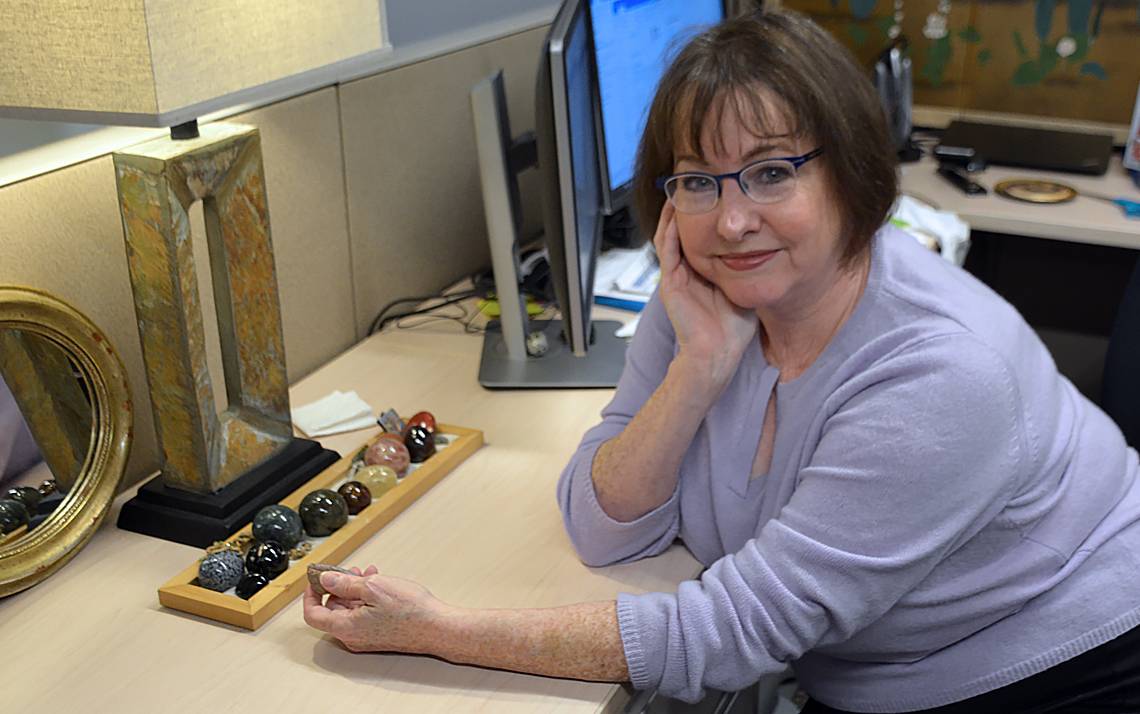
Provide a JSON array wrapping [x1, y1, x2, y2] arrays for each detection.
[[364, 438, 410, 475], [252, 504, 304, 549], [0, 499, 31, 535], [235, 572, 271, 600], [404, 425, 436, 463], [244, 541, 290, 578], [298, 489, 349, 537], [198, 550, 244, 592], [337, 481, 372, 515], [357, 465, 398, 498]]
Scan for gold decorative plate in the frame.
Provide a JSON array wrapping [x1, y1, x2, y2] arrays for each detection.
[[994, 179, 1079, 204]]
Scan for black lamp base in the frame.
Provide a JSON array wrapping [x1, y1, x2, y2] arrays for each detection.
[[116, 438, 340, 548]]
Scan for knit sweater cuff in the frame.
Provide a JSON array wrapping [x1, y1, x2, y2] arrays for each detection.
[[617, 592, 663, 691]]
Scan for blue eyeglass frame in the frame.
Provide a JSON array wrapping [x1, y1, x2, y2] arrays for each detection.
[[655, 147, 825, 196]]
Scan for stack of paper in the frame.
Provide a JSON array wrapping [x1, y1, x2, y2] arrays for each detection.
[[292, 390, 375, 437], [594, 243, 659, 312]]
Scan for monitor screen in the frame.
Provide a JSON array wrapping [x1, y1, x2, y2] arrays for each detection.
[[590, 0, 724, 204], [538, 0, 606, 356], [564, 3, 603, 348]]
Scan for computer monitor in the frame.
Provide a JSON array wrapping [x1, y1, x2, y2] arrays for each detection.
[[588, 0, 725, 215], [471, 0, 627, 388]]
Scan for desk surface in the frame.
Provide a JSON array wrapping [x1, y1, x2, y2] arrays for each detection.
[[0, 309, 698, 713], [900, 155, 1140, 249]]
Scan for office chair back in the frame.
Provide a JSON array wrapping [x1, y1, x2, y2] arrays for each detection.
[[1102, 257, 1140, 449]]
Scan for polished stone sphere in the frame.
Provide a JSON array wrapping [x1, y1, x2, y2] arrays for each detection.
[[337, 481, 372, 515], [299, 489, 349, 537], [403, 411, 436, 436], [364, 438, 410, 475], [252, 504, 304, 549], [244, 540, 290, 578], [0, 499, 30, 535], [357, 465, 398, 498], [4, 486, 42, 511], [198, 551, 244, 592], [235, 572, 271, 600], [404, 424, 436, 463]]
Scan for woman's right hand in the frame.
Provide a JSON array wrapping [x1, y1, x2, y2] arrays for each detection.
[[653, 202, 757, 388]]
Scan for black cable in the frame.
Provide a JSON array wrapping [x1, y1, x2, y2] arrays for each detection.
[[367, 288, 478, 335], [371, 292, 479, 334]]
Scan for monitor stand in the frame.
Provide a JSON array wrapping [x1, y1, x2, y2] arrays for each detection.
[[471, 70, 627, 389], [478, 318, 626, 389]]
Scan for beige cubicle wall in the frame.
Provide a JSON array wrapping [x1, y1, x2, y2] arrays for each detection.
[[340, 25, 547, 338], [0, 26, 549, 488]]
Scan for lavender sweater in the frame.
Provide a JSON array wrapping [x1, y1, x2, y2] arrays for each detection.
[[557, 226, 1140, 712]]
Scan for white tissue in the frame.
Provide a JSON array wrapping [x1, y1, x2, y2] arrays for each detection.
[[892, 195, 971, 267], [292, 390, 375, 437]]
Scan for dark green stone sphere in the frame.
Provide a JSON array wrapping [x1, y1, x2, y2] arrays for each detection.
[[298, 489, 349, 537], [4, 486, 42, 511], [252, 504, 304, 549], [0, 499, 30, 535]]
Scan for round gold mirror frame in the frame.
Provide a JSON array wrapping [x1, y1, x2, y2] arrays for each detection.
[[0, 287, 132, 597]]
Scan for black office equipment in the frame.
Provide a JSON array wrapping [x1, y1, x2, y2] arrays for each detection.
[[937, 164, 988, 195], [933, 143, 987, 172], [939, 120, 1113, 175]]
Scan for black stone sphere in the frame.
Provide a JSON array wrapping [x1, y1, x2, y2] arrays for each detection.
[[244, 540, 290, 578], [404, 425, 436, 463], [235, 572, 271, 600], [298, 489, 349, 537]]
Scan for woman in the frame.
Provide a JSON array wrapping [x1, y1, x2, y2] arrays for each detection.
[[304, 11, 1140, 711]]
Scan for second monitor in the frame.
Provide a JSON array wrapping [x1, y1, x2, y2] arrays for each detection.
[[471, 0, 724, 388]]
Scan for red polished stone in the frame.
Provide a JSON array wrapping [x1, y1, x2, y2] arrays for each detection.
[[337, 481, 372, 515], [403, 411, 436, 436]]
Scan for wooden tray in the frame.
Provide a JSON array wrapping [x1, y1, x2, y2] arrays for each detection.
[[158, 423, 483, 630]]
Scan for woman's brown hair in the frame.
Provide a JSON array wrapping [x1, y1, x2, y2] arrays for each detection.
[[632, 9, 899, 265]]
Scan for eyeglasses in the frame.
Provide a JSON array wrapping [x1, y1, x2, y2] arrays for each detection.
[[656, 148, 824, 214]]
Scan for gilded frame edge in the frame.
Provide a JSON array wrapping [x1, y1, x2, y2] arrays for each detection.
[[0, 286, 132, 597]]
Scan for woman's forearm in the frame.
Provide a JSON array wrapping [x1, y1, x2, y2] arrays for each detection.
[[431, 600, 629, 682], [592, 355, 723, 522]]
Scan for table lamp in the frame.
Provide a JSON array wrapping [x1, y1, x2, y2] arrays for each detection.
[[0, 0, 389, 547]]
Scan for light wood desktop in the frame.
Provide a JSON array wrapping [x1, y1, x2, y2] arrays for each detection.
[[900, 155, 1140, 249], [0, 306, 699, 713]]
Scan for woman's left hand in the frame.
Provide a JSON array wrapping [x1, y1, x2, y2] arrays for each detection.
[[302, 567, 450, 654]]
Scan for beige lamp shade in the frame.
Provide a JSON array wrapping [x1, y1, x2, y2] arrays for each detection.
[[0, 0, 387, 127]]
